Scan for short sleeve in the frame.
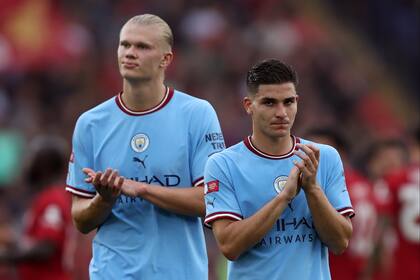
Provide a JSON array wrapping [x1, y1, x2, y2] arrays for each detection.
[[190, 101, 225, 187], [66, 116, 96, 198], [204, 154, 242, 228], [322, 147, 355, 217]]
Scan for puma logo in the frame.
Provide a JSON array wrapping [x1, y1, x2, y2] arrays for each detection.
[[133, 155, 148, 169], [207, 197, 216, 208]]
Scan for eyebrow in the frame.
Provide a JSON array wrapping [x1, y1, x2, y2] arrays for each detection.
[[120, 40, 152, 47], [284, 96, 298, 102], [259, 95, 298, 103]]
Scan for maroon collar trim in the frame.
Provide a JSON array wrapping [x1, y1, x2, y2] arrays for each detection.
[[115, 87, 174, 116], [244, 135, 300, 160]]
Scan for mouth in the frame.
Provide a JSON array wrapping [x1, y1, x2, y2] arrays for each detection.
[[270, 123, 289, 129], [122, 62, 139, 69]]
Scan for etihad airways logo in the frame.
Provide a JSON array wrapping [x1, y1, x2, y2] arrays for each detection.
[[130, 175, 180, 187], [256, 216, 316, 248]]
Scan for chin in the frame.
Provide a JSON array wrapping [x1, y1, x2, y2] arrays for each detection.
[[121, 73, 144, 81], [268, 130, 290, 138]]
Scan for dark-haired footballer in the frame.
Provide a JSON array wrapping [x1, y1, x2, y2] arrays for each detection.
[[204, 59, 354, 280]]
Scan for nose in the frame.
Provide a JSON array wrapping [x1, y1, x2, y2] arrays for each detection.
[[124, 46, 137, 58], [274, 104, 287, 118]]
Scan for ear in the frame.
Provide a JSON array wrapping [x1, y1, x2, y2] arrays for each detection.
[[160, 51, 173, 68], [243, 96, 253, 115]]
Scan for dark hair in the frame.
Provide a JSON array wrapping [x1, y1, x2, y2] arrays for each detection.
[[246, 59, 298, 94], [26, 136, 69, 187], [364, 139, 409, 165]]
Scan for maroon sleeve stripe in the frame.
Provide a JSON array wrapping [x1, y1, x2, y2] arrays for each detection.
[[338, 207, 355, 218], [204, 211, 243, 228], [66, 186, 96, 198], [192, 177, 204, 187]]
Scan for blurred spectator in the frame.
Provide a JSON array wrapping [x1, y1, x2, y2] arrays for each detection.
[[365, 128, 419, 280], [0, 136, 84, 280], [363, 139, 409, 183]]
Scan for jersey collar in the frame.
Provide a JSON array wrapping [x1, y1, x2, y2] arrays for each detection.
[[244, 135, 300, 160], [115, 86, 174, 116]]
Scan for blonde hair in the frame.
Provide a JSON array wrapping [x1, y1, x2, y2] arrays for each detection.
[[125, 14, 173, 49]]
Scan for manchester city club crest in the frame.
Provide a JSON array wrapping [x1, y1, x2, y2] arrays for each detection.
[[131, 133, 149, 153], [273, 176, 288, 194]]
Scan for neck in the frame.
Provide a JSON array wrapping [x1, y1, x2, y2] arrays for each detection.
[[121, 78, 166, 111], [251, 131, 293, 156]]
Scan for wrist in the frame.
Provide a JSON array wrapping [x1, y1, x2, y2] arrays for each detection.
[[137, 182, 149, 197], [94, 193, 117, 207], [302, 184, 321, 195], [276, 192, 293, 203]]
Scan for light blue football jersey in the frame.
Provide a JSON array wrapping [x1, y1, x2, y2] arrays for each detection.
[[66, 87, 225, 280], [204, 136, 354, 280]]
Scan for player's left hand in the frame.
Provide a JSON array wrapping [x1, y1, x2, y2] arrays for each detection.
[[293, 143, 320, 191], [82, 168, 124, 202]]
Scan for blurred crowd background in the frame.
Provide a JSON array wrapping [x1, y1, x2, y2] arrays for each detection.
[[0, 0, 418, 279]]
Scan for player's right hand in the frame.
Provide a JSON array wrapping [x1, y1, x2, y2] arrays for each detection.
[[282, 166, 301, 201], [83, 168, 124, 203]]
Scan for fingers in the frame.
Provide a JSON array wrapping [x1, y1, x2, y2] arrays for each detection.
[[294, 143, 319, 173], [117, 176, 125, 188], [83, 167, 124, 197], [288, 166, 300, 179], [100, 168, 113, 186], [296, 143, 319, 164], [92, 171, 103, 187], [83, 167, 95, 176], [83, 168, 96, 183], [293, 152, 314, 174]]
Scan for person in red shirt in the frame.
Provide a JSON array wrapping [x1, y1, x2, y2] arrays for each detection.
[[0, 136, 74, 280], [369, 128, 420, 280], [305, 127, 381, 280]]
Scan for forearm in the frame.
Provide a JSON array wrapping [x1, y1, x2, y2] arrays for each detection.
[[141, 184, 205, 217], [304, 185, 352, 254], [71, 195, 115, 234], [214, 194, 290, 260]]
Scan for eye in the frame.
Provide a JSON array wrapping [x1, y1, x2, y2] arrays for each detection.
[[136, 43, 150, 50], [263, 100, 274, 106], [120, 41, 130, 48], [284, 97, 296, 105]]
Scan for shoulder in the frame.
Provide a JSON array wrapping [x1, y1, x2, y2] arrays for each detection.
[[298, 137, 340, 158], [75, 96, 116, 129], [172, 89, 215, 113], [208, 142, 244, 164]]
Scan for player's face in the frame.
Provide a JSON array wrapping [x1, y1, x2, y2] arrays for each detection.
[[244, 83, 298, 139], [117, 23, 172, 82]]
